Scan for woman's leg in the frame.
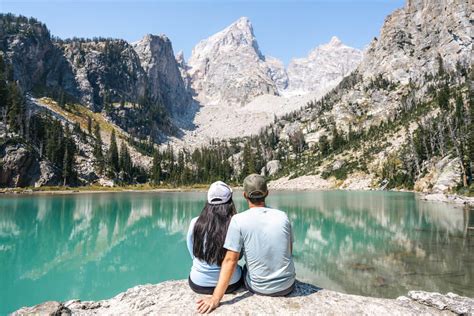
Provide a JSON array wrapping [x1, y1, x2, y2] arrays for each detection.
[[188, 275, 243, 295]]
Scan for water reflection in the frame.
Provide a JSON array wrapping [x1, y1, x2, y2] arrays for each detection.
[[0, 191, 472, 314], [0, 192, 205, 314], [268, 191, 472, 299]]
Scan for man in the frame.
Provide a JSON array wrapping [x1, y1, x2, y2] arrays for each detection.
[[197, 174, 296, 314]]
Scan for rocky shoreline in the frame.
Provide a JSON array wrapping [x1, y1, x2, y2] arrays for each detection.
[[2, 184, 473, 207], [13, 280, 474, 315], [267, 176, 474, 207], [417, 193, 474, 206]]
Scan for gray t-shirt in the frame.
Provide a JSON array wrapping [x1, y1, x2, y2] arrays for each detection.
[[224, 206, 295, 294]]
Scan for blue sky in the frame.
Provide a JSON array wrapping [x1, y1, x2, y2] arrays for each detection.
[[1, 0, 404, 64]]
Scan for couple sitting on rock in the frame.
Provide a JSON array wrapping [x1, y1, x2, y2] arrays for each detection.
[[186, 174, 296, 313]]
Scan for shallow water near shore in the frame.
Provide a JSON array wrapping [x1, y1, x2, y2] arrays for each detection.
[[0, 190, 473, 314]]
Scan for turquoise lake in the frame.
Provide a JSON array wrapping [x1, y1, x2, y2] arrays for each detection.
[[0, 191, 473, 314]]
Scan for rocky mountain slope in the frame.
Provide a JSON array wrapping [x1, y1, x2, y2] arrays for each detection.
[[132, 34, 191, 115], [253, 0, 472, 193], [60, 39, 147, 112], [185, 17, 363, 108], [358, 0, 471, 84], [174, 18, 363, 145], [286, 36, 363, 96], [0, 14, 191, 187], [186, 17, 280, 107], [1, 0, 472, 192], [0, 14, 192, 138], [0, 15, 79, 99]]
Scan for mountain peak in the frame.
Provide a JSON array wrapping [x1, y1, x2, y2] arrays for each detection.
[[176, 50, 184, 61], [190, 15, 261, 60], [186, 16, 278, 107], [233, 16, 252, 29], [328, 36, 342, 46], [223, 16, 254, 40], [133, 34, 170, 47]]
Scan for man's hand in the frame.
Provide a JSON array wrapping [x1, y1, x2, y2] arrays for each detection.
[[196, 297, 219, 314]]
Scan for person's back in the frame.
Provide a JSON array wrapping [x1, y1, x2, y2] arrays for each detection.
[[226, 206, 295, 294], [186, 181, 243, 294], [187, 217, 242, 288], [196, 174, 296, 314]]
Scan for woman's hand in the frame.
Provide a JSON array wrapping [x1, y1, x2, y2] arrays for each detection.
[[196, 297, 220, 314]]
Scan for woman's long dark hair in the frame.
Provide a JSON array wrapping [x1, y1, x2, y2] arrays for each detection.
[[193, 200, 237, 265]]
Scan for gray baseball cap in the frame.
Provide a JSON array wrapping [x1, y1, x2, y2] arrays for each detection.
[[243, 174, 268, 199], [207, 181, 233, 204]]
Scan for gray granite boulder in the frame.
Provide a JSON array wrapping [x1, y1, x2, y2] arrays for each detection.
[[12, 280, 474, 315]]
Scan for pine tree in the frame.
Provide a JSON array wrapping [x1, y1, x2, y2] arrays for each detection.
[[62, 127, 76, 186], [176, 150, 185, 184], [318, 135, 330, 157], [0, 55, 8, 112], [151, 149, 161, 184], [45, 119, 65, 169], [107, 129, 119, 177], [467, 96, 474, 184], [436, 54, 445, 78], [7, 83, 25, 135], [103, 91, 112, 113], [93, 123, 105, 173], [119, 142, 132, 183], [331, 125, 344, 151], [241, 142, 255, 178], [58, 91, 65, 108], [165, 144, 174, 181], [87, 116, 92, 135]]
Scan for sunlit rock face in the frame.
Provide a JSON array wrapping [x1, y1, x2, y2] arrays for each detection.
[[0, 18, 79, 98], [187, 17, 279, 107], [185, 17, 363, 107], [132, 34, 192, 114], [286, 36, 363, 96], [258, 0, 472, 188], [61, 39, 148, 112], [175, 17, 363, 145], [358, 0, 471, 84], [0, 143, 59, 187], [175, 50, 192, 91], [13, 280, 473, 315]]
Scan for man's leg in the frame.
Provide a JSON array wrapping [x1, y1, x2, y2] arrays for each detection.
[[267, 282, 295, 297], [242, 266, 295, 297]]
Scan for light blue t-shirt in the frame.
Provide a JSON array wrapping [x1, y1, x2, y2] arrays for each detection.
[[224, 207, 295, 294], [186, 217, 242, 287]]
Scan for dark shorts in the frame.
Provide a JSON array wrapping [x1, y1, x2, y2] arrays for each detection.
[[188, 273, 244, 295], [242, 265, 295, 296]]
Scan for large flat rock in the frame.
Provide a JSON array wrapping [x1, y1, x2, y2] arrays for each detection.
[[13, 280, 474, 315]]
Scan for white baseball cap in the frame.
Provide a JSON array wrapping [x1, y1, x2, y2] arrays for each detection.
[[207, 181, 233, 205]]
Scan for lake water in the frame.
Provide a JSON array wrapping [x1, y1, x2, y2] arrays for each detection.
[[0, 190, 473, 314]]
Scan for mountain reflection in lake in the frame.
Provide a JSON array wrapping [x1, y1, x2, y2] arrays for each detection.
[[0, 191, 472, 314]]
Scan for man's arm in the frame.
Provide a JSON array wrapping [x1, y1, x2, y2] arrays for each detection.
[[196, 250, 240, 314]]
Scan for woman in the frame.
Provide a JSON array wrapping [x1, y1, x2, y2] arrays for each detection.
[[186, 181, 243, 294]]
